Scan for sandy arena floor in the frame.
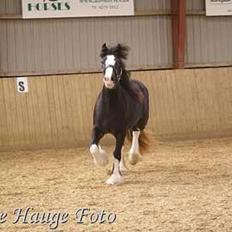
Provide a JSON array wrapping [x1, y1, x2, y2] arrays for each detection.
[[0, 137, 232, 232]]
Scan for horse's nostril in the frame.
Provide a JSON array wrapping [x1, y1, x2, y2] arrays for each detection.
[[104, 77, 111, 81]]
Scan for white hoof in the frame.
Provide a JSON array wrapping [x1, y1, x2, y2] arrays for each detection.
[[128, 152, 141, 165], [90, 144, 108, 167], [106, 174, 124, 185]]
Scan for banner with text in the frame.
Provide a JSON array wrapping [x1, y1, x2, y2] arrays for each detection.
[[206, 0, 232, 16], [22, 0, 134, 18]]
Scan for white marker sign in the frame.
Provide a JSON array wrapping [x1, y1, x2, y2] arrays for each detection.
[[206, 0, 232, 16], [17, 77, 29, 93], [22, 0, 134, 18]]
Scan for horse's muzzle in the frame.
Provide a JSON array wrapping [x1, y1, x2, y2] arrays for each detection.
[[103, 78, 115, 89]]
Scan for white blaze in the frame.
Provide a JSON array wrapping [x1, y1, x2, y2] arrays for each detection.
[[104, 55, 116, 80], [103, 55, 116, 89], [105, 55, 116, 66], [105, 67, 114, 80]]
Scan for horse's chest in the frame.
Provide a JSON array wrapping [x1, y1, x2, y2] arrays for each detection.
[[99, 107, 126, 131]]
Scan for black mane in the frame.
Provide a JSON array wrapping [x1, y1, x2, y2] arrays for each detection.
[[100, 43, 129, 60]]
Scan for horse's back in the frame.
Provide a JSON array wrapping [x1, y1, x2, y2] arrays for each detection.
[[130, 79, 148, 96]]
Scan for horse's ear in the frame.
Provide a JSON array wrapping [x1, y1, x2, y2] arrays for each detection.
[[100, 43, 108, 58], [102, 43, 107, 49], [115, 44, 129, 60], [116, 43, 121, 50]]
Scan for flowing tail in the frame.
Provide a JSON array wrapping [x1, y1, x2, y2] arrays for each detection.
[[126, 129, 150, 154]]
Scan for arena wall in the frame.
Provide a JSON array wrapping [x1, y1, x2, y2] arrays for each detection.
[[0, 67, 232, 151]]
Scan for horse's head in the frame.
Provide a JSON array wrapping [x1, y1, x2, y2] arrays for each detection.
[[100, 43, 129, 89]]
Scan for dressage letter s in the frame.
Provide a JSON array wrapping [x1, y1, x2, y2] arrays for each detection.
[[18, 81, 25, 92]]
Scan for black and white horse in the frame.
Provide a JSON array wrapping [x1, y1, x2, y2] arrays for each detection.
[[90, 44, 149, 185]]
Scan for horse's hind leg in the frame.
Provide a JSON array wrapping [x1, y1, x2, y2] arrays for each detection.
[[128, 107, 149, 165], [128, 129, 141, 165], [106, 133, 126, 185], [90, 126, 108, 167]]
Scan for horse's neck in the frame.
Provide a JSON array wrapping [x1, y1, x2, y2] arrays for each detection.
[[101, 70, 132, 106], [103, 86, 120, 98], [102, 85, 123, 108], [120, 70, 130, 87]]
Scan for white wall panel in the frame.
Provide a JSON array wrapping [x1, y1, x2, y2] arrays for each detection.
[[0, 16, 172, 76], [186, 16, 232, 67], [186, 0, 205, 12]]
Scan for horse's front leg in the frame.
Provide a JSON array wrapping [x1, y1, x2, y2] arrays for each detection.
[[119, 146, 128, 172], [90, 126, 108, 167], [106, 132, 126, 185]]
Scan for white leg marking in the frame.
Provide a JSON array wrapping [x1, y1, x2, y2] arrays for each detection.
[[90, 144, 108, 167], [119, 146, 128, 172], [106, 158, 124, 185], [128, 131, 141, 165]]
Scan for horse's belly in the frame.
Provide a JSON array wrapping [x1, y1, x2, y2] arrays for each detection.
[[97, 116, 126, 134], [125, 105, 143, 129]]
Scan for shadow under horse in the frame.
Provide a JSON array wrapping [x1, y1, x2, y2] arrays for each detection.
[[90, 43, 150, 185]]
